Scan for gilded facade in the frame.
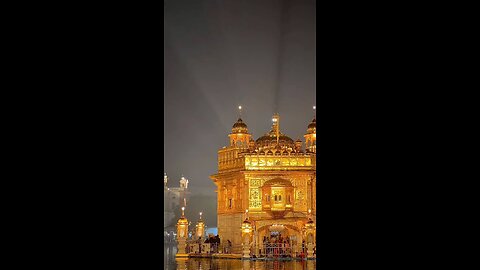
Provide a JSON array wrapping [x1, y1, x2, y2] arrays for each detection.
[[211, 113, 316, 253]]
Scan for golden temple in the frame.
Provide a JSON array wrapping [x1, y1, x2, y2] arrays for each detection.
[[210, 112, 316, 254]]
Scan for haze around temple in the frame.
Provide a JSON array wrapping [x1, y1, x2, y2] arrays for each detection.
[[164, 0, 316, 229]]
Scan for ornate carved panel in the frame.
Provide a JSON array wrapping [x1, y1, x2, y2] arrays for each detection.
[[249, 188, 262, 209]]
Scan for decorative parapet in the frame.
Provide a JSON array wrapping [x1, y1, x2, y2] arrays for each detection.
[[244, 154, 315, 171]]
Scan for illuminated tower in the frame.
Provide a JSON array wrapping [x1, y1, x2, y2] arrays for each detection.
[[304, 106, 316, 153], [304, 118, 316, 153], [176, 207, 189, 257], [195, 212, 205, 239], [228, 106, 252, 148], [228, 119, 252, 148]]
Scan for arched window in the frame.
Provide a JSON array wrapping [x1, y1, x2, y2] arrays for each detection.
[[274, 195, 277, 201], [279, 195, 282, 201]]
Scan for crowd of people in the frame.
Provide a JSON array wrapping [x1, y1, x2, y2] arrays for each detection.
[[186, 233, 315, 258], [186, 235, 233, 254], [260, 234, 293, 257], [258, 234, 316, 258]]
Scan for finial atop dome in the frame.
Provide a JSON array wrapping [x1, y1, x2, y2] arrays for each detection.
[[272, 113, 280, 145]]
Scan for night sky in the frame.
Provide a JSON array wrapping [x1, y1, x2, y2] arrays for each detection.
[[164, 0, 316, 226]]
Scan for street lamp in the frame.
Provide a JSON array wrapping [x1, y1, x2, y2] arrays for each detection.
[[241, 209, 252, 258]]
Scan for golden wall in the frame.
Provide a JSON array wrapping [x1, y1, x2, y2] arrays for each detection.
[[212, 147, 316, 252]]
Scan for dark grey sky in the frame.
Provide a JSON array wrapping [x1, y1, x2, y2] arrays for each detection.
[[164, 0, 316, 221]]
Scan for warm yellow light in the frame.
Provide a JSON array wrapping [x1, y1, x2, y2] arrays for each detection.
[[182, 207, 185, 211]]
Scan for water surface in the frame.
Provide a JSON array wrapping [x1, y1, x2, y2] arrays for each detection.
[[164, 244, 317, 270]]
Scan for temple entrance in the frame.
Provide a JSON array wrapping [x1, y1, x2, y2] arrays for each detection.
[[256, 223, 303, 258]]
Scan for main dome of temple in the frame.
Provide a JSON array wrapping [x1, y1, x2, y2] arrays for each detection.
[[255, 129, 294, 147], [253, 114, 296, 151]]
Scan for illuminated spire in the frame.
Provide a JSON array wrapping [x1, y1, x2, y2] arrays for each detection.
[[238, 105, 242, 118], [313, 105, 316, 119], [181, 206, 185, 217], [272, 114, 280, 145]]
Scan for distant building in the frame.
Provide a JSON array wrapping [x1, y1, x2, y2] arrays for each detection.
[[164, 173, 191, 229]]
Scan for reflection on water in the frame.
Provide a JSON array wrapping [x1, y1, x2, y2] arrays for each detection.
[[164, 244, 316, 270]]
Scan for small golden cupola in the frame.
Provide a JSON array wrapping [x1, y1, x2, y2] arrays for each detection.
[[228, 106, 252, 148], [304, 107, 316, 153]]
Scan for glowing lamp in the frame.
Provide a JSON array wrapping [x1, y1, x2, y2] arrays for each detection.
[[241, 219, 252, 234], [195, 211, 205, 239], [176, 207, 188, 238]]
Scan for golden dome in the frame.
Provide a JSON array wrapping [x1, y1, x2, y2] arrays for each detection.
[[255, 130, 294, 147], [306, 118, 316, 134], [232, 118, 248, 134], [177, 216, 188, 225]]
